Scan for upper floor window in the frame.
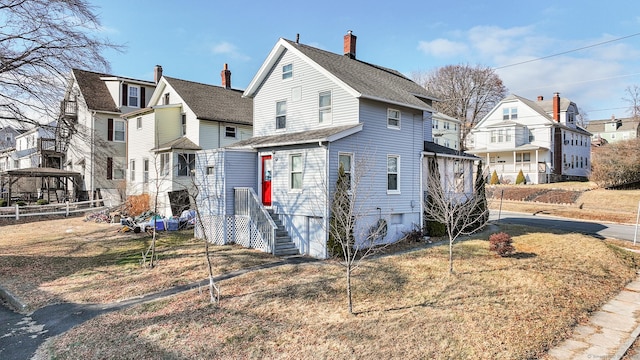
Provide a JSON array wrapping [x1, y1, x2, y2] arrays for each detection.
[[432, 120, 439, 129], [290, 154, 303, 190], [181, 114, 187, 136], [387, 109, 401, 129], [136, 117, 142, 130], [282, 63, 293, 80], [178, 153, 195, 176], [113, 119, 125, 142], [276, 100, 287, 130], [128, 85, 140, 107], [502, 107, 517, 120], [387, 155, 400, 193], [568, 112, 575, 124], [225, 126, 236, 138], [163, 93, 170, 105], [319, 91, 332, 124], [443, 122, 450, 130]]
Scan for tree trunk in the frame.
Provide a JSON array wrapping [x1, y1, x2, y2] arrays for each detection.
[[346, 265, 353, 314], [449, 238, 454, 275]]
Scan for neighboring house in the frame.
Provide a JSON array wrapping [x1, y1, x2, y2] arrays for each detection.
[[122, 64, 253, 217], [195, 31, 478, 259], [586, 115, 639, 144], [467, 93, 591, 184], [58, 68, 157, 203], [12, 122, 61, 169], [0, 125, 26, 171], [431, 112, 462, 151]]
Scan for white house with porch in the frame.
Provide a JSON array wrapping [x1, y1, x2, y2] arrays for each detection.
[[467, 93, 590, 184]]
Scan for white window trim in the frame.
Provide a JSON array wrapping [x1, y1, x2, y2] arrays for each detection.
[[113, 119, 126, 142], [319, 90, 332, 124], [160, 153, 171, 177], [143, 158, 149, 183], [387, 154, 400, 194], [282, 63, 293, 80], [338, 152, 353, 191], [387, 108, 401, 130], [128, 85, 140, 108], [289, 153, 303, 192], [136, 117, 142, 130], [276, 100, 287, 131], [129, 159, 136, 182]]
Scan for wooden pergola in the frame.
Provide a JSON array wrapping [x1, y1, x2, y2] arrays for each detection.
[[0, 167, 81, 204]]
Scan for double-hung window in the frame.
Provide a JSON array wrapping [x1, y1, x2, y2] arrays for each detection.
[[113, 120, 125, 142], [129, 86, 140, 107], [387, 155, 400, 193], [130, 160, 136, 181], [319, 91, 332, 124], [160, 153, 170, 176], [282, 64, 293, 80], [143, 159, 149, 183], [387, 109, 401, 129], [178, 153, 195, 176], [290, 154, 303, 190], [276, 101, 287, 130], [181, 114, 187, 136], [503, 107, 517, 120], [136, 117, 142, 130], [338, 153, 353, 190]]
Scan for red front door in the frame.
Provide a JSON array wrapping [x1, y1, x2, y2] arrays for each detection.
[[261, 155, 272, 206]]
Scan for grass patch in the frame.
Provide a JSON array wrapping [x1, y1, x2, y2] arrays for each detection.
[[34, 223, 640, 359]]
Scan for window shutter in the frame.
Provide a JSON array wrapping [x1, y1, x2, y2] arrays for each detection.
[[107, 157, 113, 180], [107, 118, 113, 141], [140, 87, 146, 107], [121, 84, 128, 106]]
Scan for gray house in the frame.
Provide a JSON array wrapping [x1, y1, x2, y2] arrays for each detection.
[[195, 32, 477, 259]]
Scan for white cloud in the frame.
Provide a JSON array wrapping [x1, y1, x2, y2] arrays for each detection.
[[417, 38, 468, 58], [211, 41, 250, 61]]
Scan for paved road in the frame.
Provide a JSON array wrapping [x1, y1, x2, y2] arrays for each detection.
[[490, 210, 639, 242]]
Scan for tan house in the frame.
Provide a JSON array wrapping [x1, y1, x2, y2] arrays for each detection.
[[122, 65, 252, 217]]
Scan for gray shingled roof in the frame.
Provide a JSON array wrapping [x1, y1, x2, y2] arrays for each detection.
[[152, 136, 202, 152], [72, 69, 119, 113], [586, 117, 640, 133], [423, 141, 478, 159], [164, 77, 252, 125], [282, 40, 436, 110], [228, 124, 362, 149]]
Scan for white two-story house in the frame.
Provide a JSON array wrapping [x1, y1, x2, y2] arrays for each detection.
[[467, 93, 591, 184], [59, 68, 156, 203], [432, 112, 462, 151], [122, 65, 253, 217], [195, 31, 478, 259]]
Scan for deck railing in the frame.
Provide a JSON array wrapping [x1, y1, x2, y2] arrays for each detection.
[[234, 187, 277, 254]]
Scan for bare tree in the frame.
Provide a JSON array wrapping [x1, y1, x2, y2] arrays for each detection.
[[0, 0, 121, 125], [412, 64, 507, 150], [326, 160, 389, 314], [423, 157, 489, 274], [622, 85, 640, 138]]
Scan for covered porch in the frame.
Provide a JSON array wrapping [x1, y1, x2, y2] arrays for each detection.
[[467, 144, 549, 184]]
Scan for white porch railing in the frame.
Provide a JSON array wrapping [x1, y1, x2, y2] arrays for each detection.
[[234, 187, 277, 255]]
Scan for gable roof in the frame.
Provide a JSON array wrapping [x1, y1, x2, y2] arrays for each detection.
[[72, 69, 119, 113], [586, 117, 640, 133], [244, 38, 436, 111], [164, 77, 253, 126], [228, 124, 363, 149], [152, 136, 202, 152]]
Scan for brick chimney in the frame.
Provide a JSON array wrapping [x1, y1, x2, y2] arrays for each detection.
[[154, 65, 163, 84], [221, 63, 231, 89], [344, 30, 357, 59], [537, 95, 543, 101], [553, 92, 560, 122]]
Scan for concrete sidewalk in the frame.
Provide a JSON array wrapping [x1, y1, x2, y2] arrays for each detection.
[[547, 276, 640, 360]]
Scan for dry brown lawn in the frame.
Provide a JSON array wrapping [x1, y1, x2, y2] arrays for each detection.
[[488, 182, 640, 224], [3, 216, 636, 359]]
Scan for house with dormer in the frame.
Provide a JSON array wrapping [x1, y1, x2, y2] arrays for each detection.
[[467, 93, 591, 184], [58, 68, 156, 203], [122, 65, 253, 217], [195, 32, 478, 259]]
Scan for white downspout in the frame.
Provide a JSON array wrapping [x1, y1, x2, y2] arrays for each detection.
[[324, 141, 330, 259], [91, 110, 96, 207], [419, 152, 424, 233]]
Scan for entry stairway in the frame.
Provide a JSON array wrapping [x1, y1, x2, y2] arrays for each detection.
[[266, 209, 299, 257]]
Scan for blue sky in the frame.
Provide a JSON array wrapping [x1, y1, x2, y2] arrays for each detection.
[[97, 0, 640, 121]]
